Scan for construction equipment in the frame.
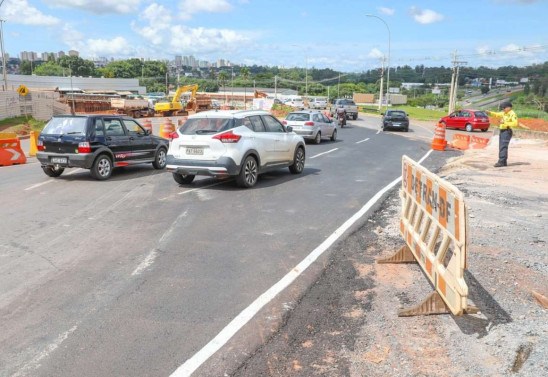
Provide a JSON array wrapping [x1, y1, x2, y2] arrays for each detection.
[[254, 90, 268, 98], [154, 84, 212, 116], [111, 98, 153, 118]]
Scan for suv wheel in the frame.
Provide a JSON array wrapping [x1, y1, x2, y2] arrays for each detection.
[[42, 165, 64, 177], [289, 147, 305, 174], [237, 156, 258, 188], [353, 114, 358, 120], [91, 154, 113, 180], [173, 173, 195, 184], [314, 132, 321, 144], [465, 123, 473, 132], [152, 147, 167, 169]]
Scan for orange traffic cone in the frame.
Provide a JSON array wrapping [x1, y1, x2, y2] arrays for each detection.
[[431, 122, 447, 151], [159, 118, 175, 139], [142, 119, 153, 135], [177, 116, 188, 126]]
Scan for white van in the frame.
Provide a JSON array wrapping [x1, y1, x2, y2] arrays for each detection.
[[284, 97, 304, 109]]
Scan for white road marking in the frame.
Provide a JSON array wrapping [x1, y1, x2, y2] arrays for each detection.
[[13, 325, 78, 377], [24, 169, 84, 191], [170, 149, 434, 377], [309, 148, 338, 159], [376, 129, 381, 135], [132, 210, 188, 276], [356, 138, 370, 144]]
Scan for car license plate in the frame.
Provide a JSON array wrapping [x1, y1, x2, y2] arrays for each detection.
[[186, 147, 204, 155], [51, 157, 68, 164]]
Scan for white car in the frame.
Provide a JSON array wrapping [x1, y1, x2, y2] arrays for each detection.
[[283, 110, 337, 144], [284, 97, 304, 109], [166, 110, 306, 188], [309, 98, 328, 109]]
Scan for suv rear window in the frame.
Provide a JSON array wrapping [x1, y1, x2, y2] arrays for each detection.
[[286, 113, 310, 121], [180, 118, 234, 135], [42, 117, 87, 135], [387, 111, 406, 117]]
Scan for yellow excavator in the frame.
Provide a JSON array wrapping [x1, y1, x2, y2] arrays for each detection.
[[154, 84, 199, 116]]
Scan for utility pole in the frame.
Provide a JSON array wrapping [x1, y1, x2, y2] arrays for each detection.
[[0, 18, 7, 91], [274, 75, 277, 99], [448, 51, 467, 114], [337, 73, 340, 97], [378, 57, 385, 112]]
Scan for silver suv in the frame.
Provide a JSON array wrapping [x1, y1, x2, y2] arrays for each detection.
[[166, 110, 306, 188]]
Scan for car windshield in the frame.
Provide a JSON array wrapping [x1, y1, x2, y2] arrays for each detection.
[[42, 117, 87, 135], [474, 111, 488, 117], [286, 113, 310, 121], [180, 118, 234, 135]]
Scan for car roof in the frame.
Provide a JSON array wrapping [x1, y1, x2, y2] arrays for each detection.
[[187, 109, 270, 119], [288, 110, 323, 114]]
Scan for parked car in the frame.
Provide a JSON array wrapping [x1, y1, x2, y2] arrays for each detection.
[[283, 110, 337, 144], [36, 115, 169, 180], [329, 99, 358, 120], [382, 110, 410, 132], [166, 110, 306, 188], [440, 109, 490, 132], [309, 98, 328, 109], [284, 97, 304, 109]]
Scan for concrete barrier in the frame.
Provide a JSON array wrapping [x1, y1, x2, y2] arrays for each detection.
[[0, 132, 27, 166]]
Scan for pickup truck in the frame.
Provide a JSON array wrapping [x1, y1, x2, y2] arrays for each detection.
[[329, 99, 358, 120]]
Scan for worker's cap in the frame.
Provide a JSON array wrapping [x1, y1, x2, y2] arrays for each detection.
[[499, 101, 512, 109]]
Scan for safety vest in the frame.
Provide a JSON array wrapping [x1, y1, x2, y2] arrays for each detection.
[[490, 109, 518, 130]]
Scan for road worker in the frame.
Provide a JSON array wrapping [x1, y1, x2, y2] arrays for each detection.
[[487, 101, 518, 167]]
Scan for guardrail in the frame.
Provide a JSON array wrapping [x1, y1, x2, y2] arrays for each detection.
[[378, 155, 477, 316]]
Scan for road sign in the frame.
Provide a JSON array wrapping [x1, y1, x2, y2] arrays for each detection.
[[17, 85, 29, 96]]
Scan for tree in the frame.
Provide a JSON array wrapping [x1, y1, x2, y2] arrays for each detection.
[[218, 71, 229, 104], [240, 67, 250, 109], [19, 61, 32, 75], [480, 85, 490, 95], [34, 61, 64, 76], [58, 56, 96, 77]]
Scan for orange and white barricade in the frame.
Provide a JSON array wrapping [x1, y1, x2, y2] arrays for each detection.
[[378, 155, 477, 316], [469, 135, 490, 149], [0, 132, 27, 166], [449, 133, 471, 150]]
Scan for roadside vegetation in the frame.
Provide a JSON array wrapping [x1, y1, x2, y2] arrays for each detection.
[[0, 116, 46, 136]]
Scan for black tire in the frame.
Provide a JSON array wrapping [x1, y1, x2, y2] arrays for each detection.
[[152, 147, 167, 169], [90, 154, 113, 180], [481, 128, 488, 132], [330, 129, 337, 141], [465, 123, 473, 132], [172, 173, 195, 184], [42, 165, 64, 177], [404, 127, 409, 132], [289, 147, 305, 174], [314, 132, 321, 144], [236, 156, 258, 188], [353, 114, 357, 120]]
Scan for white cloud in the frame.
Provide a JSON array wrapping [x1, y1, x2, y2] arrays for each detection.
[[367, 48, 385, 59], [44, 0, 141, 14], [87, 37, 134, 55], [409, 7, 444, 24], [1, 0, 60, 26], [168, 25, 249, 53], [378, 7, 395, 16], [179, 0, 233, 20]]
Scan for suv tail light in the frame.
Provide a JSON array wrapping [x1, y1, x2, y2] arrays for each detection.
[[169, 131, 179, 140], [78, 142, 91, 153], [212, 130, 241, 143], [37, 139, 45, 151], [304, 121, 314, 126]]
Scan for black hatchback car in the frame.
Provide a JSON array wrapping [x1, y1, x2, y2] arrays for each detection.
[[36, 115, 169, 180], [381, 110, 410, 132]]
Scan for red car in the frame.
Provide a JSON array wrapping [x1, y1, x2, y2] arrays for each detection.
[[440, 109, 490, 132]]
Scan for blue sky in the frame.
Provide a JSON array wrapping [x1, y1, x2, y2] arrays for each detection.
[[1, 0, 546, 71]]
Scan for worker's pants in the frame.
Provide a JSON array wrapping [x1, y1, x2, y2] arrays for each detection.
[[498, 129, 512, 164]]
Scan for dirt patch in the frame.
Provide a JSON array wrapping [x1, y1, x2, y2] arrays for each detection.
[[519, 118, 548, 132]]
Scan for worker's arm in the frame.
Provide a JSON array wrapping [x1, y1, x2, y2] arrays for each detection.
[[487, 110, 503, 118]]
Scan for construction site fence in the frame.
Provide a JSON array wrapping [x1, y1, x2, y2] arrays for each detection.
[[0, 90, 70, 122]]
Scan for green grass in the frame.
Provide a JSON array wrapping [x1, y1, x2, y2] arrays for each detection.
[[0, 116, 46, 134], [359, 105, 446, 121]]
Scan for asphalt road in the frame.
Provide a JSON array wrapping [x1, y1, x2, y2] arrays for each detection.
[[1, 115, 457, 377]]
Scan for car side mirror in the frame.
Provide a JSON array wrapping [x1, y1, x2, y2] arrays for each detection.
[[286, 126, 293, 132], [144, 129, 151, 135]]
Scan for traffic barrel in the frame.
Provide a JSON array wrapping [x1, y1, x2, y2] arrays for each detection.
[[177, 116, 188, 126], [0, 132, 27, 166], [431, 122, 447, 151], [159, 118, 176, 139], [29, 130, 39, 157], [142, 119, 153, 135]]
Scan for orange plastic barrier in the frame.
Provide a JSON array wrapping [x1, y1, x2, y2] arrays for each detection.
[[449, 134, 471, 150], [469, 136, 489, 149], [378, 156, 476, 316], [29, 130, 38, 157], [142, 119, 153, 135], [159, 118, 175, 139], [0, 132, 27, 166], [431, 122, 447, 151]]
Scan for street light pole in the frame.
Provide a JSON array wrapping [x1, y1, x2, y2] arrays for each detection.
[[366, 14, 391, 109], [0, 19, 8, 91]]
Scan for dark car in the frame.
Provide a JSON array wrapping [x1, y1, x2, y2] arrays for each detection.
[[382, 110, 409, 132], [36, 115, 169, 180], [440, 109, 490, 132]]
